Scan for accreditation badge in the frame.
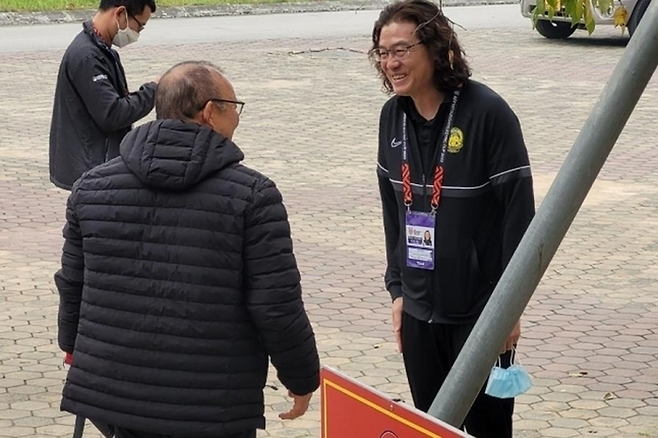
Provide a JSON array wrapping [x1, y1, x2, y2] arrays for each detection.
[[405, 211, 436, 270]]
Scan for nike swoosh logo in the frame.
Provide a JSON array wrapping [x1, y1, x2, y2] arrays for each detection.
[[391, 138, 402, 148]]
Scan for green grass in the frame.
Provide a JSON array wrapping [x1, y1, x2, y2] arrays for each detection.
[[0, 0, 305, 13]]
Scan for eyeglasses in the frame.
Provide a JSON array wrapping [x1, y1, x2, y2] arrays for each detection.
[[207, 98, 245, 116], [369, 42, 423, 62], [129, 14, 146, 32]]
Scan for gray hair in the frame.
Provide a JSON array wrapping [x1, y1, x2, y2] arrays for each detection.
[[155, 61, 225, 120]]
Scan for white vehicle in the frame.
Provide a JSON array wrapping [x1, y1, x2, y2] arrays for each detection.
[[521, 0, 652, 38]]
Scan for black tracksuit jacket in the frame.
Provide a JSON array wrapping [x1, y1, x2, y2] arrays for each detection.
[[49, 20, 156, 190], [377, 80, 536, 324]]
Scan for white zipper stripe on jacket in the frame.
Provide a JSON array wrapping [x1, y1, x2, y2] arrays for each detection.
[[389, 178, 491, 190], [386, 165, 530, 190], [489, 165, 531, 181]]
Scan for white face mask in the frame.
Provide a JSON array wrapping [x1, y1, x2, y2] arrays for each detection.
[[112, 17, 140, 48]]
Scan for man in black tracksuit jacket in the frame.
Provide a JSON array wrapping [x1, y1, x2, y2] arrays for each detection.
[[55, 61, 320, 438], [371, 1, 535, 436], [49, 0, 158, 190]]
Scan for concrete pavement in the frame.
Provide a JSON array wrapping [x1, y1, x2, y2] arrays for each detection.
[[0, 6, 657, 437], [0, 0, 514, 26], [0, 5, 531, 52]]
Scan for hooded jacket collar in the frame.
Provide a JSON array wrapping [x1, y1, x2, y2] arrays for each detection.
[[120, 119, 244, 191]]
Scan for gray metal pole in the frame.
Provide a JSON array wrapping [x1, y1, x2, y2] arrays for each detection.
[[427, 3, 658, 427]]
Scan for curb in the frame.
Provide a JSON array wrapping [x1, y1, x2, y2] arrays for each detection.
[[0, 0, 516, 26]]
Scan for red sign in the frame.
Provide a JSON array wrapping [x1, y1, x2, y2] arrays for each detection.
[[321, 366, 472, 438]]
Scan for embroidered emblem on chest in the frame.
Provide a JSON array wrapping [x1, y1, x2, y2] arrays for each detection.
[[448, 127, 464, 153]]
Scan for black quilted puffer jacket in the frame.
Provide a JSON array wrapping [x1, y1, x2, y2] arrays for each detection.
[[55, 119, 320, 437]]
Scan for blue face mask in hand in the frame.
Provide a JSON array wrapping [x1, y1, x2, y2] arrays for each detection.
[[485, 349, 532, 399]]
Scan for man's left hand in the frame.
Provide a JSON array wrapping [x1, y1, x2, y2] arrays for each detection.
[[279, 391, 313, 420], [502, 319, 521, 353]]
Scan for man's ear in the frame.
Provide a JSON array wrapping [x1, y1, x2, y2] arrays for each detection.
[[113, 6, 128, 27], [200, 101, 216, 127]]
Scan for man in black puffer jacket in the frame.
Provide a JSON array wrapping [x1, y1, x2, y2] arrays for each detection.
[[55, 60, 320, 438]]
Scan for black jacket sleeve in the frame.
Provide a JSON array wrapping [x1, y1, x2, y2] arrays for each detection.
[[495, 178, 535, 269], [243, 178, 320, 396], [68, 53, 156, 133], [55, 186, 85, 354], [486, 98, 535, 270], [377, 108, 403, 302]]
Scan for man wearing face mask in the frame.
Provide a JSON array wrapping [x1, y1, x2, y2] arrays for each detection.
[[55, 61, 320, 438], [49, 0, 158, 190]]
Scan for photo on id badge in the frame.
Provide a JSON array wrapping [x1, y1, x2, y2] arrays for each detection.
[[405, 211, 435, 270]]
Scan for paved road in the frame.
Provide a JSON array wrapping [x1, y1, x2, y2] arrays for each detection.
[[0, 4, 657, 438], [0, 4, 529, 52]]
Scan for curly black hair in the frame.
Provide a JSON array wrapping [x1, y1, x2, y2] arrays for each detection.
[[371, 0, 471, 94]]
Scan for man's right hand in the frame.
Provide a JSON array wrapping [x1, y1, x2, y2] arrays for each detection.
[[279, 391, 313, 420], [392, 297, 403, 353]]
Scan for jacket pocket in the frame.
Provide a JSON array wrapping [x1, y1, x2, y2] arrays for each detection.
[[433, 240, 489, 317]]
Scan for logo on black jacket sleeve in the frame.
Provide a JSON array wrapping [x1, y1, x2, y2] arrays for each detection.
[[92, 74, 108, 82]]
